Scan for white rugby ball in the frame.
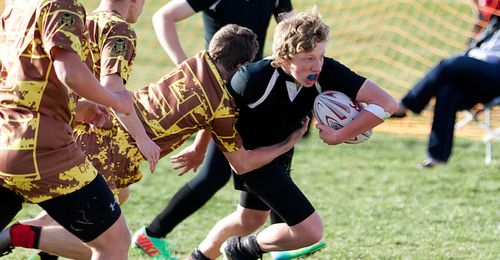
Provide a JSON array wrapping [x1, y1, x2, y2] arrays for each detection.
[[313, 90, 372, 144]]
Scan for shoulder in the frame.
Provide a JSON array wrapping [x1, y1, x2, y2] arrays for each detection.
[[89, 12, 136, 39], [230, 59, 274, 95], [318, 57, 366, 98], [39, 0, 85, 20]]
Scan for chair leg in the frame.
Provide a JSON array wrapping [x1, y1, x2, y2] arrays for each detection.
[[455, 110, 474, 129], [484, 108, 492, 164]]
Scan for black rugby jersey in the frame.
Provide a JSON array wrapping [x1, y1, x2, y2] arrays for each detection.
[[186, 0, 292, 60], [229, 57, 366, 149]]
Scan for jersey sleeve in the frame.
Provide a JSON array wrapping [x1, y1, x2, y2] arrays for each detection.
[[274, 0, 293, 16], [39, 1, 86, 59], [186, 0, 220, 12], [100, 23, 137, 83], [209, 100, 243, 153], [320, 57, 367, 100]]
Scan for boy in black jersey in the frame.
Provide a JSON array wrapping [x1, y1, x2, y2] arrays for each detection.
[[187, 9, 398, 260]]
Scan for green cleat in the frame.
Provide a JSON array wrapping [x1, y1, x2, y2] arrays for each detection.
[[131, 227, 177, 260], [270, 240, 326, 260]]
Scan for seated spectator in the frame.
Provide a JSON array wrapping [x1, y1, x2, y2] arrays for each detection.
[[392, 12, 500, 168]]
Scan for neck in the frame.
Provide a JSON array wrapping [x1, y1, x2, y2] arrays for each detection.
[[215, 63, 233, 82], [95, 1, 129, 19]]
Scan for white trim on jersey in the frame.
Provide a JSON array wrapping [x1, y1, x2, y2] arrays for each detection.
[[248, 69, 279, 108], [209, 0, 222, 11], [285, 81, 302, 101], [315, 82, 322, 93]]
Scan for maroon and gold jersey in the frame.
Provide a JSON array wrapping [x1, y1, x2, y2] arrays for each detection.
[[137, 51, 243, 156], [0, 0, 98, 203], [75, 10, 138, 193], [85, 10, 136, 82], [74, 52, 243, 191]]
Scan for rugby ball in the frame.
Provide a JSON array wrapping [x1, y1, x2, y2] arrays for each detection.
[[313, 90, 372, 144]]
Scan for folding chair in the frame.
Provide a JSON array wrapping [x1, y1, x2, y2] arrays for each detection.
[[455, 96, 500, 164]]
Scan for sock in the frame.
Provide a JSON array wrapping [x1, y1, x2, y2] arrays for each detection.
[[10, 224, 42, 249], [190, 248, 212, 260], [241, 235, 265, 257], [37, 251, 59, 260]]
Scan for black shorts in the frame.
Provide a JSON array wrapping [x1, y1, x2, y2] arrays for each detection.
[[38, 174, 121, 242], [233, 150, 315, 226], [0, 186, 23, 230]]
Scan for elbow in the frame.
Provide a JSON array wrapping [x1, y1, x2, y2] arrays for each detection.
[[152, 12, 163, 28], [152, 9, 175, 28], [385, 98, 400, 115], [57, 66, 77, 88]]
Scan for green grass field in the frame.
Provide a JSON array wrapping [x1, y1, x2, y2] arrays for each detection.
[[6, 130, 500, 259]]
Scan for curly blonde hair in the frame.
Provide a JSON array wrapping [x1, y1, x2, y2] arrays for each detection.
[[271, 9, 329, 68]]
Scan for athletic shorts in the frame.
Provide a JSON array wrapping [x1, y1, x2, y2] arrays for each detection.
[[233, 150, 315, 226], [0, 159, 98, 204], [38, 174, 122, 242], [73, 123, 144, 195], [0, 186, 23, 230]]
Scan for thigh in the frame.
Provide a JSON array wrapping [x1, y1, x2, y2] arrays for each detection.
[[239, 191, 269, 211], [444, 56, 500, 97], [237, 153, 315, 226], [38, 174, 121, 242], [0, 186, 23, 230]]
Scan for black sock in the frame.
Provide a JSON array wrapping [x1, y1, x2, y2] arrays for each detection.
[[37, 251, 58, 260], [241, 235, 265, 257], [190, 248, 211, 260], [146, 184, 207, 238]]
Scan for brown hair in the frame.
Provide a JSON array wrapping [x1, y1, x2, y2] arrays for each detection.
[[208, 24, 258, 72], [271, 9, 329, 67]]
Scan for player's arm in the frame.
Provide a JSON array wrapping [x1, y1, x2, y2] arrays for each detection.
[[153, 0, 196, 65], [170, 128, 211, 175], [273, 0, 294, 23], [101, 74, 161, 173], [224, 117, 310, 175], [51, 47, 133, 115], [317, 80, 398, 145]]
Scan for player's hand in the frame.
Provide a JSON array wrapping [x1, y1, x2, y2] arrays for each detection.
[[316, 123, 344, 145], [112, 90, 134, 115], [88, 104, 111, 129], [136, 138, 161, 173], [170, 144, 206, 176], [75, 100, 111, 128], [288, 116, 310, 143]]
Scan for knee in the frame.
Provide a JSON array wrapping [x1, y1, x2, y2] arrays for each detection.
[[301, 225, 323, 245], [295, 213, 323, 245], [237, 210, 268, 233], [240, 216, 267, 232], [88, 216, 131, 252]]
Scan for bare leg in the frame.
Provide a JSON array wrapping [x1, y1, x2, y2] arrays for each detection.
[[256, 211, 323, 252], [20, 211, 58, 227], [198, 205, 268, 259], [18, 213, 131, 260], [20, 187, 130, 259], [85, 213, 130, 260], [117, 187, 129, 205], [36, 226, 92, 260]]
